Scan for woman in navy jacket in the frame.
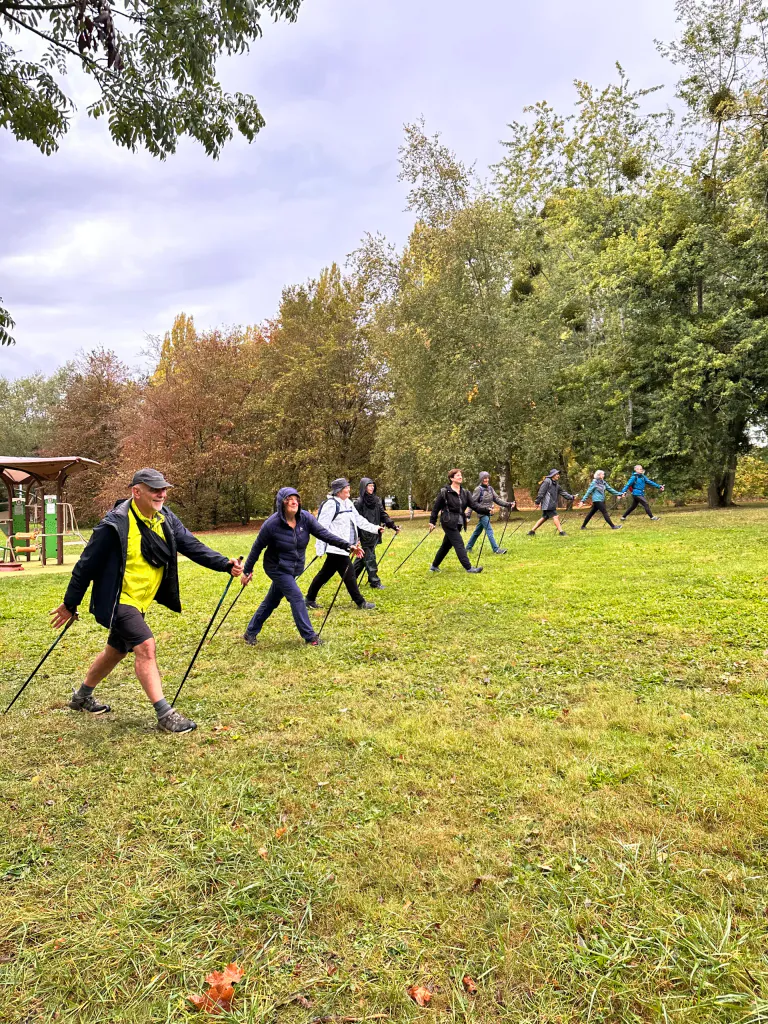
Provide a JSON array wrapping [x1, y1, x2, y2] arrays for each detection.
[[241, 487, 362, 646]]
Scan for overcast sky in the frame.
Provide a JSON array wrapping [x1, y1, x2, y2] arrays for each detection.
[[0, 0, 680, 380]]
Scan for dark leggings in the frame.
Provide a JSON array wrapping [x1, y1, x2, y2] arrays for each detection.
[[582, 501, 616, 528], [432, 526, 472, 570], [624, 495, 653, 518], [306, 553, 365, 606]]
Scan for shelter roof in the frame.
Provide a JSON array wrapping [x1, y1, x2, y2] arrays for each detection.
[[0, 456, 99, 487]]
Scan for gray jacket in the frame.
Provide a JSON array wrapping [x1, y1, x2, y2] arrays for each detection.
[[535, 477, 575, 512], [471, 482, 513, 514]]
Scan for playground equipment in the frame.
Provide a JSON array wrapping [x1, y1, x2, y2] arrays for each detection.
[[0, 456, 99, 567]]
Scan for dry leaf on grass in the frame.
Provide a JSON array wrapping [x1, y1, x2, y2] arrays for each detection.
[[188, 962, 244, 1015], [407, 985, 432, 1007], [258, 847, 268, 860], [275, 827, 287, 838], [462, 976, 477, 995]]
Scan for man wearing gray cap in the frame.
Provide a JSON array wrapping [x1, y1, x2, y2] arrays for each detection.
[[50, 468, 243, 734]]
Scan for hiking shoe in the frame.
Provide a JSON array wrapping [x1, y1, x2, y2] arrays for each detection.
[[429, 565, 441, 572], [307, 636, 326, 646], [242, 632, 258, 646], [68, 689, 111, 715], [494, 548, 507, 555], [357, 601, 376, 610], [467, 566, 483, 574], [650, 516, 660, 521], [611, 525, 623, 530], [305, 598, 321, 609], [157, 708, 197, 734], [369, 581, 385, 589], [527, 530, 536, 537], [558, 531, 567, 536], [620, 516, 627, 521]]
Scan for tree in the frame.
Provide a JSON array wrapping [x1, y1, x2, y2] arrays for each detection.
[[0, 365, 73, 452]]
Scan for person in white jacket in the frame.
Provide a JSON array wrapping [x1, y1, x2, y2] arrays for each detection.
[[305, 478, 382, 611]]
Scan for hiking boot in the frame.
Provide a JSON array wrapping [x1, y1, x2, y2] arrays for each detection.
[[620, 516, 627, 521], [558, 531, 567, 536], [527, 530, 536, 537], [611, 525, 623, 530], [305, 598, 321, 610], [429, 565, 441, 572], [242, 632, 258, 646], [307, 636, 326, 646], [494, 548, 507, 555], [357, 601, 376, 610], [68, 689, 111, 715], [157, 708, 197, 734], [650, 516, 660, 521], [466, 566, 483, 574], [369, 581, 385, 589]]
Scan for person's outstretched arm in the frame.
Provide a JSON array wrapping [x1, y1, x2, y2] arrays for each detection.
[[605, 482, 622, 496], [491, 487, 515, 508], [646, 477, 662, 489], [352, 506, 381, 535], [307, 513, 355, 551]]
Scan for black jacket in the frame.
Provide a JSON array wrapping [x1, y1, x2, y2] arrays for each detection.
[[63, 499, 232, 627], [535, 476, 575, 512], [354, 477, 396, 545], [243, 486, 351, 578], [430, 485, 486, 531]]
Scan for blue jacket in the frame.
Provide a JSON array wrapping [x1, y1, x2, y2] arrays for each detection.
[[620, 473, 661, 497], [63, 498, 231, 628], [244, 487, 351, 579], [582, 478, 621, 503]]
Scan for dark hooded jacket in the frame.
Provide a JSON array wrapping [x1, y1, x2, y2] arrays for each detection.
[[63, 498, 231, 627], [353, 477, 396, 545], [244, 487, 352, 578], [430, 483, 487, 531], [471, 474, 514, 514], [535, 471, 575, 512]]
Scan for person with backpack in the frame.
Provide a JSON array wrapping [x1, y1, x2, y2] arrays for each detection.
[[305, 478, 382, 611], [527, 469, 577, 536], [240, 487, 363, 647], [48, 468, 244, 734], [353, 477, 400, 589], [619, 464, 665, 521], [465, 471, 516, 556], [578, 470, 623, 530], [427, 469, 487, 573]]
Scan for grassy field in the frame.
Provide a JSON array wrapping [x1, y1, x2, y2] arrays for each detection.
[[2, 508, 768, 1023]]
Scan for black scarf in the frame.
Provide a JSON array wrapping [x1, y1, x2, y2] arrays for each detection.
[[362, 489, 378, 510], [130, 504, 171, 569]]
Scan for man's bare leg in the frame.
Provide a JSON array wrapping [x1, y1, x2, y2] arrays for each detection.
[[83, 645, 126, 689], [133, 638, 164, 703], [530, 516, 546, 533], [553, 515, 563, 532]]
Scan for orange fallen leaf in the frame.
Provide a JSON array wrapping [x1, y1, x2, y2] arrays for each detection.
[[275, 827, 287, 838], [407, 985, 432, 1007], [189, 962, 245, 1015], [462, 975, 477, 995], [205, 963, 244, 987], [53, 938, 65, 950], [258, 847, 268, 860]]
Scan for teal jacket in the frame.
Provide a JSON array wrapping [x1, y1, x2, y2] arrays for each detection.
[[620, 473, 661, 497], [582, 479, 621, 503]]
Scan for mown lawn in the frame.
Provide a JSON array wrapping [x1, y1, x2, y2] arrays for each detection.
[[2, 508, 768, 1023]]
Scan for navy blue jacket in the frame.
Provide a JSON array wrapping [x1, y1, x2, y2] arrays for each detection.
[[244, 487, 352, 579], [63, 498, 232, 627]]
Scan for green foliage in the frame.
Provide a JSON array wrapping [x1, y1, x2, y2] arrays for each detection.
[[0, 365, 73, 455]]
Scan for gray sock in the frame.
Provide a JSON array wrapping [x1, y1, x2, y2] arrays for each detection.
[[76, 683, 95, 700], [153, 698, 171, 718]]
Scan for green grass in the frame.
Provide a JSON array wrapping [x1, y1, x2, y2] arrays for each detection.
[[2, 508, 768, 1023]]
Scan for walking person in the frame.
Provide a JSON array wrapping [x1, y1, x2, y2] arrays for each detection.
[[619, 464, 665, 521], [465, 471, 516, 556], [527, 469, 577, 536], [353, 477, 400, 589], [49, 468, 244, 734], [241, 487, 363, 647], [428, 469, 487, 573], [305, 478, 382, 610], [578, 471, 623, 530]]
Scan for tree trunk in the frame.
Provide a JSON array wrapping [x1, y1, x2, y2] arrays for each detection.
[[497, 460, 515, 518], [707, 454, 737, 508], [408, 477, 414, 520]]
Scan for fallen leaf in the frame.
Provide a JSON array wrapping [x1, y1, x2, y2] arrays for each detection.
[[53, 938, 65, 950], [258, 847, 268, 860], [189, 962, 245, 1015], [275, 827, 287, 839], [462, 975, 477, 995], [471, 875, 495, 891], [294, 994, 313, 1009], [205, 963, 244, 986], [407, 985, 432, 1007]]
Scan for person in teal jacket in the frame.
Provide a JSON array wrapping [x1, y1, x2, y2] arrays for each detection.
[[578, 470, 622, 529], [619, 464, 664, 521]]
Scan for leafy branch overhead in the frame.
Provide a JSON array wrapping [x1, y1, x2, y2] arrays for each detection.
[[0, 0, 303, 156]]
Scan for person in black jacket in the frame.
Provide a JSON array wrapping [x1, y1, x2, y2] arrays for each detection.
[[353, 477, 400, 589], [527, 469, 577, 536], [241, 487, 363, 646], [428, 469, 487, 573], [49, 468, 243, 734]]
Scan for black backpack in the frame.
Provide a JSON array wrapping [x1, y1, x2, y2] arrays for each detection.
[[317, 497, 342, 521]]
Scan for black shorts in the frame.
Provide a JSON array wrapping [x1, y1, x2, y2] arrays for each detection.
[[107, 604, 154, 653], [542, 509, 558, 520]]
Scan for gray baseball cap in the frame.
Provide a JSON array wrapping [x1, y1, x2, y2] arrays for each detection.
[[131, 468, 174, 489]]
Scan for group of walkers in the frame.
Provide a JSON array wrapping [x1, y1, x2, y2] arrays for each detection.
[[46, 462, 664, 734]]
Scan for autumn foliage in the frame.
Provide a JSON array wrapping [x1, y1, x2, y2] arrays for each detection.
[[188, 962, 245, 1015]]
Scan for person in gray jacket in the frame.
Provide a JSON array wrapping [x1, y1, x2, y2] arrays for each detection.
[[465, 472, 516, 556], [527, 469, 577, 536]]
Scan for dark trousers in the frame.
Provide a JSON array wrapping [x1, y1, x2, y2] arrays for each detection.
[[306, 553, 365, 606], [246, 570, 316, 642], [354, 541, 380, 585], [432, 526, 472, 570], [623, 494, 653, 518], [582, 501, 616, 528]]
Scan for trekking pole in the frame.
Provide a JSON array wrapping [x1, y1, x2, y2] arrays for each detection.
[[295, 554, 318, 581], [393, 529, 431, 574], [5, 615, 77, 714], [172, 558, 242, 707], [208, 583, 247, 643], [317, 560, 357, 639], [475, 528, 488, 568]]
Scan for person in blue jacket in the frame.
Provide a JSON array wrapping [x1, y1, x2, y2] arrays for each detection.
[[578, 470, 623, 530], [240, 487, 363, 647], [619, 464, 665, 521]]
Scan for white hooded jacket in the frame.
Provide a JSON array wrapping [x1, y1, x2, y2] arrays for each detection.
[[314, 495, 379, 556]]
